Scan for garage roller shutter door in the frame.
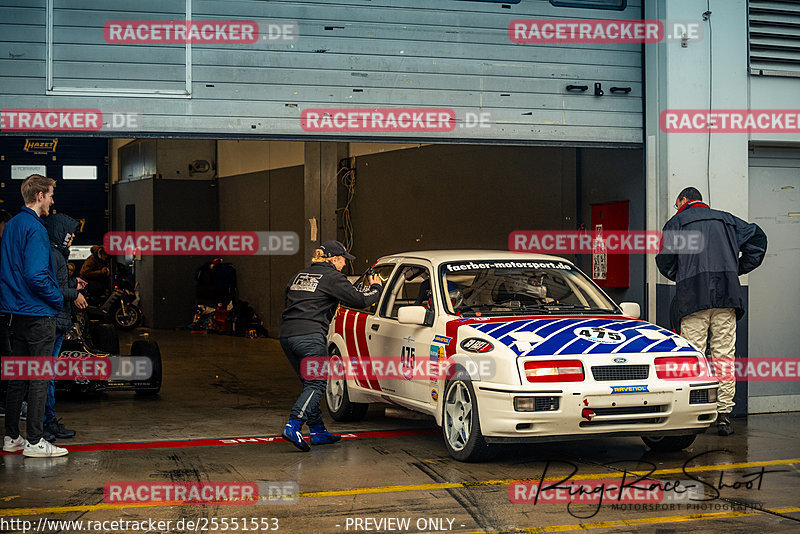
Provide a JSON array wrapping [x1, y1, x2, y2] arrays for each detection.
[[0, 0, 644, 144]]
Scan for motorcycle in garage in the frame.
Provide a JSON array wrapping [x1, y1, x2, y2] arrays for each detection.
[[80, 261, 143, 331]]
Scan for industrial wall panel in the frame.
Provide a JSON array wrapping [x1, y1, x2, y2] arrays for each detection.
[[1, 0, 644, 144], [747, 147, 800, 410]]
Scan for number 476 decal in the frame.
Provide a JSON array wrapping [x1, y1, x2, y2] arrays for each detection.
[[573, 327, 626, 344]]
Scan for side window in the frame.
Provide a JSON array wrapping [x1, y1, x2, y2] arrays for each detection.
[[381, 265, 433, 319], [549, 0, 626, 10], [349, 264, 395, 314]]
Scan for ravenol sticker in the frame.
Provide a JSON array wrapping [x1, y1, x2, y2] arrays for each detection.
[[431, 389, 439, 402], [574, 327, 626, 344], [610, 384, 649, 394], [433, 335, 452, 345]]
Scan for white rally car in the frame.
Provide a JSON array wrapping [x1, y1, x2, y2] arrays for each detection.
[[326, 251, 718, 461]]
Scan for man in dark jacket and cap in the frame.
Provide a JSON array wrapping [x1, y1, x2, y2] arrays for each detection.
[[80, 245, 110, 300], [44, 212, 87, 439], [279, 240, 382, 451], [656, 187, 767, 436]]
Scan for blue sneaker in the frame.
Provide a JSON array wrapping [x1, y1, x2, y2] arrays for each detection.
[[309, 423, 341, 445], [281, 418, 310, 452]]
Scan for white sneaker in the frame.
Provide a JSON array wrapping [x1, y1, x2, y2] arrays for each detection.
[[23, 438, 68, 458], [3, 435, 26, 452]]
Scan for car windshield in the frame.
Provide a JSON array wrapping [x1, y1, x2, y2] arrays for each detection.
[[439, 259, 618, 316]]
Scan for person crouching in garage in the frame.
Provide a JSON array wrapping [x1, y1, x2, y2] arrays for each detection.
[[279, 240, 382, 451]]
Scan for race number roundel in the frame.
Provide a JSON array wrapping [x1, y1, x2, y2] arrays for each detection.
[[573, 326, 626, 344]]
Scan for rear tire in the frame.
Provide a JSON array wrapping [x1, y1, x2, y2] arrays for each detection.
[[642, 434, 696, 452], [131, 340, 162, 396], [326, 347, 368, 422], [442, 371, 495, 462]]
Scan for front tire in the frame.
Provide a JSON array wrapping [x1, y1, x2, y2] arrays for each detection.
[[131, 340, 162, 396], [89, 323, 120, 354], [114, 304, 142, 330], [442, 373, 495, 462], [326, 347, 368, 422], [642, 434, 696, 452]]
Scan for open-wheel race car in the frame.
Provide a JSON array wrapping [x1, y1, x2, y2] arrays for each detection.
[[326, 251, 719, 461], [55, 312, 162, 396]]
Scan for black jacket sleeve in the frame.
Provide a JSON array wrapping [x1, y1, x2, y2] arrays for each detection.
[[324, 271, 382, 309], [655, 217, 679, 282], [735, 217, 767, 275], [56, 254, 78, 302]]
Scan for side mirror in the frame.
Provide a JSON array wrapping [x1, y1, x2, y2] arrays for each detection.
[[398, 306, 428, 325], [620, 302, 641, 319]]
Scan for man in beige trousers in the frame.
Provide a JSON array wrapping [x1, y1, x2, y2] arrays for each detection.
[[656, 187, 767, 436]]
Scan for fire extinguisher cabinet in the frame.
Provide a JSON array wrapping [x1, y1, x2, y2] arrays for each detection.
[[590, 200, 629, 288]]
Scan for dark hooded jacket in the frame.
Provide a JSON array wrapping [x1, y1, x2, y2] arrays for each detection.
[[80, 245, 109, 281], [46, 213, 80, 332], [656, 200, 767, 322], [280, 261, 382, 338]]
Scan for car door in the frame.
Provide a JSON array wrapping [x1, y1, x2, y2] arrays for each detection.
[[338, 263, 396, 395], [370, 263, 437, 407]]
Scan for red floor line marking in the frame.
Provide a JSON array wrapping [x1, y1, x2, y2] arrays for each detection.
[[0, 428, 438, 454]]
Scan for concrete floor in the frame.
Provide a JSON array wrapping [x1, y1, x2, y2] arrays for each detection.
[[1, 329, 799, 533]]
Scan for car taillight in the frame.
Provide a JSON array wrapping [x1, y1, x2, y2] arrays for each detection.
[[524, 360, 584, 383], [654, 356, 705, 380]]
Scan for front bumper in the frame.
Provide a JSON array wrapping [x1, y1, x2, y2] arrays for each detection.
[[475, 382, 718, 442]]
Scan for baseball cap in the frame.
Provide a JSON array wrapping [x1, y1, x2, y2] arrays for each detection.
[[320, 240, 355, 260]]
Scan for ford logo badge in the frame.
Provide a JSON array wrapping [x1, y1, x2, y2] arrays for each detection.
[[613, 357, 628, 364]]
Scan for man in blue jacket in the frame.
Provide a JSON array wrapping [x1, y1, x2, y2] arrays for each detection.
[[656, 187, 767, 437], [0, 174, 68, 457]]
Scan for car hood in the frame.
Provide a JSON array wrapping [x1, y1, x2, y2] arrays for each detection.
[[447, 316, 695, 357]]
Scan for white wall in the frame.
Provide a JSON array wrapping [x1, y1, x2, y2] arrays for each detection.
[[645, 0, 800, 414]]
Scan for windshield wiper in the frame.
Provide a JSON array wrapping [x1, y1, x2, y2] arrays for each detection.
[[539, 304, 619, 313]]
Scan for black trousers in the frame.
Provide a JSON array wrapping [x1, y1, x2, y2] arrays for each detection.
[[3, 315, 56, 444], [0, 313, 11, 408]]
